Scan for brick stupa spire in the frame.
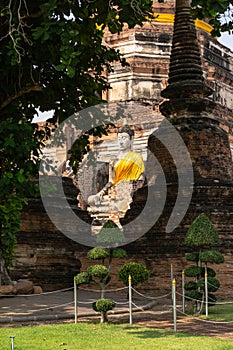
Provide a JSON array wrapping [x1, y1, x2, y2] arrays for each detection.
[[160, 0, 213, 117]]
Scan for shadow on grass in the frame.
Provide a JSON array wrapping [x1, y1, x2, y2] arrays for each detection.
[[123, 325, 192, 339]]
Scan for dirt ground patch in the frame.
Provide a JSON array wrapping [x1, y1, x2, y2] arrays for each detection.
[[72, 309, 233, 340], [133, 311, 233, 340], [1, 311, 233, 340], [1, 291, 233, 340]]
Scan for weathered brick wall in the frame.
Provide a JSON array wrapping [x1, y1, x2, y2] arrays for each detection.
[[13, 169, 233, 298], [12, 178, 88, 291]]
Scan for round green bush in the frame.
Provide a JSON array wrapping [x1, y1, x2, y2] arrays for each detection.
[[112, 248, 127, 259], [208, 293, 217, 306], [199, 250, 224, 264], [185, 290, 202, 301], [75, 272, 92, 285], [184, 281, 198, 291], [118, 262, 149, 286], [87, 247, 110, 260], [184, 265, 202, 277], [186, 252, 199, 262], [87, 264, 109, 278], [197, 277, 220, 293], [92, 298, 116, 313], [201, 267, 216, 278]]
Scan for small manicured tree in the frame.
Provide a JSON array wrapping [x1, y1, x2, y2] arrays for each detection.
[[92, 299, 116, 323], [184, 214, 224, 313], [85, 246, 127, 298], [74, 237, 127, 323], [118, 262, 150, 289], [86, 264, 110, 298]]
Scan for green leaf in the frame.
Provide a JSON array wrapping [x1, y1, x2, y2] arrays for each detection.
[[32, 27, 44, 40], [55, 64, 64, 71], [66, 66, 76, 78]]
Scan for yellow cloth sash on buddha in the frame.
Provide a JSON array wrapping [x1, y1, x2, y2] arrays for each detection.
[[113, 151, 144, 186]]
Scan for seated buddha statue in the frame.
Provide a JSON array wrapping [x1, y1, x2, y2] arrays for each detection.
[[87, 125, 145, 229]]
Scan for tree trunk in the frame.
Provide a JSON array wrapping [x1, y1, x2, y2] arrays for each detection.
[[100, 312, 108, 323], [100, 283, 105, 299], [0, 257, 13, 285]]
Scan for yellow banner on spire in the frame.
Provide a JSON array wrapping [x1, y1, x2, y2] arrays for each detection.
[[151, 13, 213, 34]]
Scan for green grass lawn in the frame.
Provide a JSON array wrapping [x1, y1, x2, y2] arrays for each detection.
[[184, 298, 233, 322], [0, 323, 233, 350], [207, 300, 233, 322]]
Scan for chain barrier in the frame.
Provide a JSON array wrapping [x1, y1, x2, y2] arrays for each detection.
[[132, 287, 171, 300], [77, 300, 96, 305], [176, 291, 233, 324], [0, 301, 74, 315], [177, 308, 233, 324], [78, 286, 127, 293], [176, 291, 233, 305], [0, 286, 73, 298], [1, 270, 233, 328], [131, 301, 144, 311]]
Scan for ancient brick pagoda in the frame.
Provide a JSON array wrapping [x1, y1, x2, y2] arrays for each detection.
[[13, 0, 233, 296]]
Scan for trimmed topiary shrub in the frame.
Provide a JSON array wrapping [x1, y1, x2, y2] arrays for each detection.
[[186, 252, 199, 262], [75, 272, 92, 285], [184, 266, 202, 278], [199, 250, 224, 264], [112, 248, 127, 259], [197, 277, 220, 293], [208, 293, 217, 306], [92, 298, 116, 323], [96, 220, 125, 246], [185, 214, 220, 247], [184, 214, 223, 313], [75, 244, 128, 304], [185, 289, 202, 302], [202, 267, 216, 278], [87, 247, 110, 260], [118, 262, 149, 287], [87, 264, 109, 279], [184, 281, 198, 291]]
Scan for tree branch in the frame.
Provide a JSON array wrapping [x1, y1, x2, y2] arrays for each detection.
[[0, 85, 43, 111]]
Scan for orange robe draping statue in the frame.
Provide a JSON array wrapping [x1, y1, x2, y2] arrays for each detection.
[[113, 151, 144, 186]]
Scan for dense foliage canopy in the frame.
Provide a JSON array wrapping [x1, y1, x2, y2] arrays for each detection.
[[0, 0, 152, 280]]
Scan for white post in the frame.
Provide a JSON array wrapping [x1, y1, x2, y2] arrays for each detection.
[[171, 263, 174, 286], [128, 275, 132, 325], [74, 277, 78, 324], [9, 336, 15, 350], [172, 278, 177, 333], [182, 270, 185, 313], [205, 266, 208, 317]]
